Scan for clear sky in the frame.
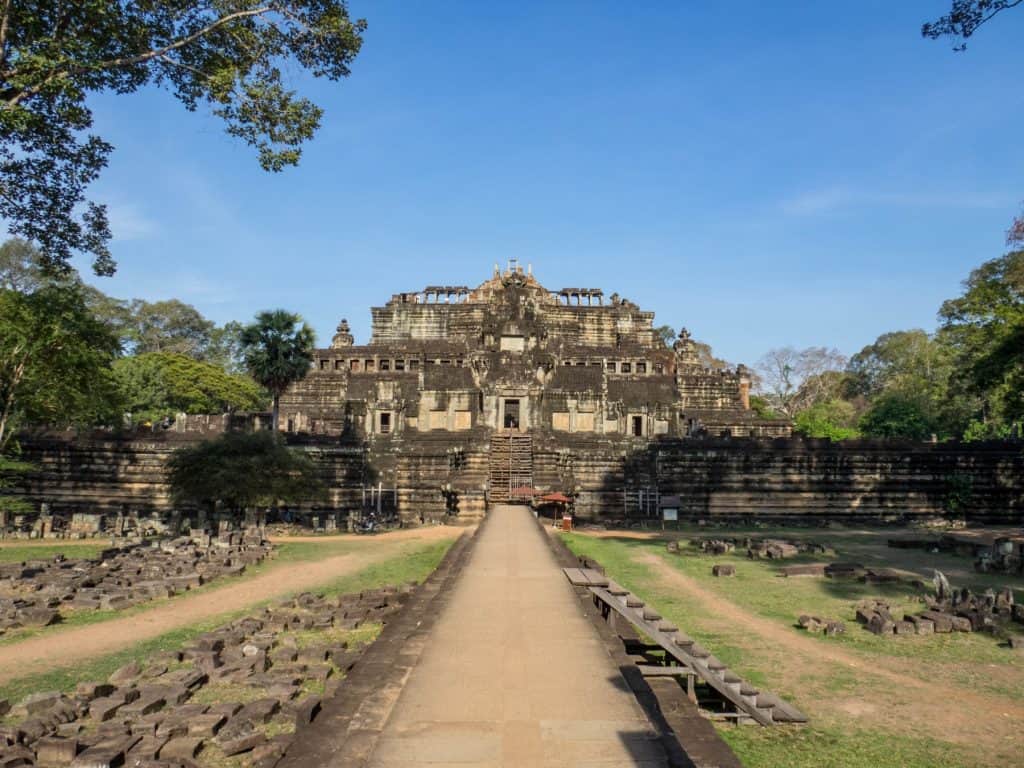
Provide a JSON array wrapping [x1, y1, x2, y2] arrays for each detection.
[[74, 0, 1023, 367]]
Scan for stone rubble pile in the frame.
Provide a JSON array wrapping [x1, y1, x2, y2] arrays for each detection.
[[682, 536, 834, 559], [797, 614, 846, 636], [0, 585, 412, 768], [0, 527, 273, 636], [855, 585, 1022, 639]]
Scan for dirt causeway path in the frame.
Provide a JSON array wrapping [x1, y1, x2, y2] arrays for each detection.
[[639, 553, 1024, 754], [362, 506, 666, 768], [0, 527, 457, 686]]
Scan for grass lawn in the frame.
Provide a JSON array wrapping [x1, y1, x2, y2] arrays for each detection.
[[0, 543, 108, 563], [561, 528, 1024, 768], [0, 536, 454, 705]]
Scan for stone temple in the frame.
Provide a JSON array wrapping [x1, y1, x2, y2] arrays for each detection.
[[277, 262, 788, 520], [11, 264, 1024, 526]]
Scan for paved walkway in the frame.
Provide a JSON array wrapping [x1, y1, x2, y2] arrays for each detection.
[[365, 505, 667, 767]]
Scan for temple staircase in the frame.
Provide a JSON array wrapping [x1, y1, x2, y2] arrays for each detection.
[[489, 433, 533, 503]]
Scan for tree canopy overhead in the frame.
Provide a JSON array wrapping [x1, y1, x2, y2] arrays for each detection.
[[0, 1, 366, 276], [923, 1, 1022, 49]]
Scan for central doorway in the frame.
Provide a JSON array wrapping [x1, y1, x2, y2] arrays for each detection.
[[503, 399, 521, 430]]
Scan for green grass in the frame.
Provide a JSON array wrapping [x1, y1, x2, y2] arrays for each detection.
[[0, 543, 107, 563], [720, 725, 973, 768], [0, 536, 455, 705], [560, 531, 1023, 768]]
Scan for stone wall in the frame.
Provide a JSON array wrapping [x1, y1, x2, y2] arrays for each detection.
[[533, 437, 1024, 523], [8, 434, 1024, 526]]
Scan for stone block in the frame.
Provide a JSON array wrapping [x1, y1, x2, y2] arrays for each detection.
[[711, 564, 735, 577], [0, 745, 34, 767], [87, 698, 123, 723], [107, 662, 140, 686], [119, 693, 165, 717], [187, 714, 225, 738], [69, 735, 141, 768], [779, 563, 826, 577], [867, 614, 894, 636], [235, 698, 280, 726], [906, 615, 935, 635], [74, 683, 113, 701], [15, 691, 62, 717], [126, 736, 167, 762], [35, 736, 78, 766], [919, 611, 953, 633], [797, 615, 823, 632], [293, 696, 321, 726], [217, 730, 265, 757], [17, 607, 60, 626], [894, 620, 916, 636], [825, 620, 846, 636], [158, 737, 203, 761]]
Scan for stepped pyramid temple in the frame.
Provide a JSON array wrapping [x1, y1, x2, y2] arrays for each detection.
[[276, 261, 788, 520]]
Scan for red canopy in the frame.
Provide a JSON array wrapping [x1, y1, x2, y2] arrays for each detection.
[[539, 492, 572, 505]]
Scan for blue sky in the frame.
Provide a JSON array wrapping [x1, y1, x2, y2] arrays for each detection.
[[74, 1, 1023, 367]]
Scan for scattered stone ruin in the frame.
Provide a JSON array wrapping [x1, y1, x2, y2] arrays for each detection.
[[0, 585, 411, 767], [0, 526, 271, 637]]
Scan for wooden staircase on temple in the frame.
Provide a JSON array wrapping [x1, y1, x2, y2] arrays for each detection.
[[488, 433, 533, 503]]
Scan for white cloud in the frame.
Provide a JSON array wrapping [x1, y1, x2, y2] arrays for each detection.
[[779, 185, 1012, 217], [778, 186, 851, 216], [106, 201, 158, 240]]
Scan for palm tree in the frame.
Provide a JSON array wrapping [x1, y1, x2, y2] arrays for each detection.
[[239, 310, 315, 435]]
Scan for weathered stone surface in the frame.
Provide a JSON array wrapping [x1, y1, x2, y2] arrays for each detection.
[[158, 736, 203, 760], [217, 730, 265, 757], [711, 564, 735, 577], [35, 735, 78, 766], [919, 610, 954, 633]]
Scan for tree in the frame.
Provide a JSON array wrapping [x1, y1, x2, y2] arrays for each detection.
[[0, 284, 122, 449], [793, 400, 860, 440], [166, 431, 324, 514], [126, 299, 215, 357], [239, 310, 314, 434], [923, 1, 1022, 49], [938, 250, 1024, 428], [859, 392, 937, 440], [206, 321, 246, 373], [754, 346, 848, 418], [654, 324, 675, 347], [1, 2, 366, 276], [1009, 207, 1024, 248], [0, 237, 48, 292], [113, 352, 266, 424], [846, 329, 969, 438]]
